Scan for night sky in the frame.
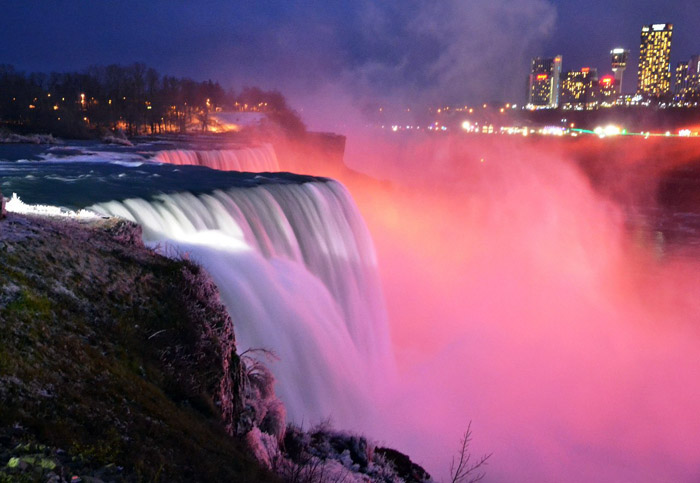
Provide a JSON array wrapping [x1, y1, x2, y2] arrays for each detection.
[[2, 1, 699, 125]]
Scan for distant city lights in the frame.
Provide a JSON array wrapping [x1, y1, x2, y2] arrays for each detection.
[[383, 119, 700, 139]]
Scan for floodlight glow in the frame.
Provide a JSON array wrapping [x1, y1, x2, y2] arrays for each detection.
[[593, 125, 622, 138], [604, 125, 621, 136]]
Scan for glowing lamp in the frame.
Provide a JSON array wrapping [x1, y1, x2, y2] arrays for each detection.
[[537, 74, 548, 80]]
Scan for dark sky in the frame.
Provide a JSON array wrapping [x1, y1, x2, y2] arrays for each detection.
[[1, 1, 699, 126]]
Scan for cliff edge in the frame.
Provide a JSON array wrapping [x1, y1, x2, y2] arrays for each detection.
[[0, 212, 275, 482]]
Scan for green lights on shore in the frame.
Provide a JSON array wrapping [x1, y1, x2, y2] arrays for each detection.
[[570, 127, 698, 138]]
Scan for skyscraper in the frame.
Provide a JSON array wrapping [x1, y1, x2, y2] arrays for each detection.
[[637, 23, 673, 98], [598, 75, 617, 101], [560, 67, 597, 109], [674, 55, 700, 103], [675, 61, 689, 97], [527, 56, 562, 109], [610, 48, 629, 95]]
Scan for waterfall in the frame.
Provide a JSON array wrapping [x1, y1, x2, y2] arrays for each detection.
[[153, 144, 280, 172], [91, 179, 392, 427]]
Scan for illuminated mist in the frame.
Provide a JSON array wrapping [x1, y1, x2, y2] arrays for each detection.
[[276, 0, 557, 132], [335, 132, 700, 482]]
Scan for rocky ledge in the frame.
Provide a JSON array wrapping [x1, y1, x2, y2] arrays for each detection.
[[0, 212, 274, 482]]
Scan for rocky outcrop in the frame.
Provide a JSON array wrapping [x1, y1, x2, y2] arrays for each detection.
[[0, 212, 274, 482]]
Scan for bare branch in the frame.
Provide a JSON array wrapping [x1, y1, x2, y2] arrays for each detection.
[[450, 421, 492, 483]]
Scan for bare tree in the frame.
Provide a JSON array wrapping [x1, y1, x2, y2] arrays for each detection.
[[450, 422, 492, 483]]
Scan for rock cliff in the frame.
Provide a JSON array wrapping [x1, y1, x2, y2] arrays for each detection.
[[0, 212, 274, 482]]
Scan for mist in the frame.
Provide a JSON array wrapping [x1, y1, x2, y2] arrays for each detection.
[[253, 0, 558, 131], [326, 132, 700, 482]]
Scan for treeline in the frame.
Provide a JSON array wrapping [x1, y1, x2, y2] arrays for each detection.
[[0, 63, 305, 138]]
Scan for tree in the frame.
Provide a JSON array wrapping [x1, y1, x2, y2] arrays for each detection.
[[0, 63, 302, 137]]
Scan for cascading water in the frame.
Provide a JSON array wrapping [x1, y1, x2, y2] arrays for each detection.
[[153, 144, 280, 172], [91, 180, 392, 428]]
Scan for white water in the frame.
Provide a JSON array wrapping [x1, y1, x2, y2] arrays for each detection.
[[6, 192, 98, 219], [92, 180, 392, 427], [153, 144, 280, 172]]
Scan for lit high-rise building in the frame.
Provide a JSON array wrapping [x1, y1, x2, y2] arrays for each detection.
[[689, 55, 700, 74], [675, 61, 689, 97], [689, 56, 700, 103], [598, 75, 617, 101], [560, 67, 598, 109], [674, 55, 700, 103], [527, 56, 562, 109], [637, 23, 673, 98], [610, 48, 629, 94]]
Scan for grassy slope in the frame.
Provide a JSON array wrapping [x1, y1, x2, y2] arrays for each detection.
[[0, 213, 276, 482]]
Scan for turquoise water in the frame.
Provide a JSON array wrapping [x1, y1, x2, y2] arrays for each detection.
[[0, 141, 319, 209]]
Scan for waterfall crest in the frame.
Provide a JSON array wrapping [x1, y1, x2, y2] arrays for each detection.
[[92, 179, 392, 426], [153, 144, 280, 172]]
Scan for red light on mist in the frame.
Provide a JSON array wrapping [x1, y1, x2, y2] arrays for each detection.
[[582, 67, 590, 73], [339, 132, 700, 481], [601, 76, 614, 85]]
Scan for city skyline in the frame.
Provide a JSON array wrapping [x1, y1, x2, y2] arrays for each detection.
[[542, 23, 681, 100], [538, 0, 699, 95], [525, 20, 700, 109]]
